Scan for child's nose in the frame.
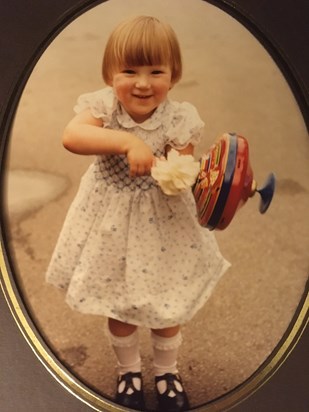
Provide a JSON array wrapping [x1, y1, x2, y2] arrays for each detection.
[[135, 75, 150, 89]]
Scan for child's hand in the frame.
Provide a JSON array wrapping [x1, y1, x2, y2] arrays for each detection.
[[126, 138, 155, 177]]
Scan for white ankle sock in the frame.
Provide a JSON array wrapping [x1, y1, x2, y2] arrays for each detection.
[[151, 331, 183, 396], [151, 331, 182, 376], [109, 329, 141, 376]]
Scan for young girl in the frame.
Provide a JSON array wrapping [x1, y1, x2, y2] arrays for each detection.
[[46, 16, 230, 412]]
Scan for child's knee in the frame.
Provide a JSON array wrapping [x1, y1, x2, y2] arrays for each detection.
[[108, 317, 138, 337]]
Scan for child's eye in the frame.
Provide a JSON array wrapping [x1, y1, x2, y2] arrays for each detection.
[[152, 70, 163, 75], [122, 69, 135, 74]]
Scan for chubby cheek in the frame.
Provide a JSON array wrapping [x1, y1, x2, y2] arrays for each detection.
[[113, 87, 125, 101], [112, 78, 131, 98], [156, 86, 171, 101], [156, 79, 173, 96]]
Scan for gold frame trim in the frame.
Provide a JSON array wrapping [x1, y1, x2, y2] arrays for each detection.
[[0, 242, 122, 412], [0, 1, 308, 409], [1, 241, 308, 411]]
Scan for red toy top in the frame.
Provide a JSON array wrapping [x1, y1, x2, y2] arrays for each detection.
[[192, 133, 275, 230]]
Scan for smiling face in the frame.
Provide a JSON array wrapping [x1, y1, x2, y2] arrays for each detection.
[[102, 16, 182, 121], [111, 65, 173, 123]]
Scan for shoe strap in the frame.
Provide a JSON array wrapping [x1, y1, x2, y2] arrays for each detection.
[[118, 372, 142, 393], [156, 373, 183, 394]]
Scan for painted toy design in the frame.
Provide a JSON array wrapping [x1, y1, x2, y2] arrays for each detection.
[[193, 133, 276, 230]]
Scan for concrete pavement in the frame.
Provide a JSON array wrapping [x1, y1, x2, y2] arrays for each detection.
[[4, 1, 308, 410]]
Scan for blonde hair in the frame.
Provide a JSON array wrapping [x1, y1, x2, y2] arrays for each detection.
[[102, 16, 182, 85]]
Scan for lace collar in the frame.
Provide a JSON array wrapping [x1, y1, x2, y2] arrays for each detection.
[[115, 100, 167, 131]]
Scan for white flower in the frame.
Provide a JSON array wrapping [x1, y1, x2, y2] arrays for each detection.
[[151, 149, 200, 195]]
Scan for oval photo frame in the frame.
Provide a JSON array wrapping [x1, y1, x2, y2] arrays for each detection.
[[0, 1, 308, 411]]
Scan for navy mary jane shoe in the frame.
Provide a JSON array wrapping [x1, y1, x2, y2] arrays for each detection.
[[155, 373, 190, 412], [115, 372, 145, 411]]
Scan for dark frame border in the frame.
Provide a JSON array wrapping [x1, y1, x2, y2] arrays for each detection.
[[0, 1, 308, 411]]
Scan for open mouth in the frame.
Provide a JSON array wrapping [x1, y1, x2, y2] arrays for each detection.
[[133, 94, 152, 99]]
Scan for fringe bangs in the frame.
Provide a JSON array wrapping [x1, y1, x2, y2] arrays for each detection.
[[102, 16, 182, 84]]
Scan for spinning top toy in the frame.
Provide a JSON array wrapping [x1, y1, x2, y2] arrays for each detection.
[[192, 133, 275, 230]]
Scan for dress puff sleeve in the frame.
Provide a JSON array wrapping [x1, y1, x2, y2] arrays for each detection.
[[165, 101, 205, 149], [73, 87, 116, 127]]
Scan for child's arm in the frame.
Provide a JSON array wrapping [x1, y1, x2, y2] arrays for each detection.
[[62, 109, 155, 176]]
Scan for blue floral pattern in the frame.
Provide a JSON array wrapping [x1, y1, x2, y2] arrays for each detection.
[[46, 87, 230, 328]]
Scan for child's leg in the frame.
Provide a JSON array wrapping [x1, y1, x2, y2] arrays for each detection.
[[151, 325, 189, 412], [108, 318, 141, 374], [151, 325, 181, 375], [108, 318, 145, 410]]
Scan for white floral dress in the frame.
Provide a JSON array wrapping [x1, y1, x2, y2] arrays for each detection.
[[46, 87, 230, 328]]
